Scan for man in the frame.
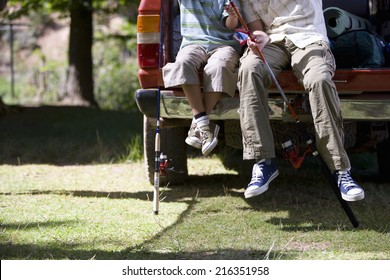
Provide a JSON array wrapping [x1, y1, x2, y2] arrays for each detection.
[[237, 0, 365, 202]]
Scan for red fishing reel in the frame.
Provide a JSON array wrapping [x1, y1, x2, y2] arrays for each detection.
[[281, 139, 311, 169], [159, 153, 169, 177]]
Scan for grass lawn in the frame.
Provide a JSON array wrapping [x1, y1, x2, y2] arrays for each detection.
[[0, 106, 390, 260]]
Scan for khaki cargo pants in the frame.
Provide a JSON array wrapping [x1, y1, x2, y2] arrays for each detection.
[[238, 39, 351, 171]]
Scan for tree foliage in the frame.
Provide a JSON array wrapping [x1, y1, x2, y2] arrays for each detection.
[[1, 0, 140, 108], [3, 0, 139, 20]]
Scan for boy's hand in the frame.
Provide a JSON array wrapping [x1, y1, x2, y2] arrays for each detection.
[[224, 2, 238, 19], [224, 2, 239, 30]]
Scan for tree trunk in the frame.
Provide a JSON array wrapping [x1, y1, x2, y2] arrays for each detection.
[[62, 0, 98, 108], [0, 1, 8, 116], [0, 97, 7, 116], [0, 0, 7, 11]]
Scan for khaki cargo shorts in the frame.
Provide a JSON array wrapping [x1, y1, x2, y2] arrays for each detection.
[[163, 44, 239, 97]]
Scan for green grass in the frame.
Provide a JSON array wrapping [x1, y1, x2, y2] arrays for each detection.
[[1, 106, 390, 260]]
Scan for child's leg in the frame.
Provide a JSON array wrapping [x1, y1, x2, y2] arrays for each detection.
[[182, 84, 205, 116], [162, 45, 207, 88], [203, 46, 239, 98], [204, 91, 222, 115]]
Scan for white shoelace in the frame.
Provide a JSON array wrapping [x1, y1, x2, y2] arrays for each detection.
[[338, 172, 356, 189], [249, 164, 264, 184]]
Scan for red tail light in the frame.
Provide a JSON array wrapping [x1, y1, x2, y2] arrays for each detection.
[[138, 44, 159, 68], [137, 14, 160, 69], [137, 0, 163, 88]]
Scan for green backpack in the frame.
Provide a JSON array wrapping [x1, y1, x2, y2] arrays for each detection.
[[333, 30, 386, 68]]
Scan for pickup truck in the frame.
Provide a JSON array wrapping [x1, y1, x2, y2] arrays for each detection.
[[135, 0, 390, 185]]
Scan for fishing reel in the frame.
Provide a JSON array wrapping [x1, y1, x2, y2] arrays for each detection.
[[158, 153, 184, 177], [281, 139, 311, 169], [159, 153, 169, 177]]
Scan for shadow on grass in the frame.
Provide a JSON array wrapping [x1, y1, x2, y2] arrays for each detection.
[[0, 194, 296, 260], [0, 105, 143, 165], [0, 220, 79, 230], [170, 172, 390, 230], [1, 169, 390, 259], [3, 156, 389, 233], [0, 242, 294, 260], [4, 168, 390, 229], [1, 106, 389, 259], [2, 170, 390, 260]]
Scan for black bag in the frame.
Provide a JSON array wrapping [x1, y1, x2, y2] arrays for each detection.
[[333, 30, 386, 68]]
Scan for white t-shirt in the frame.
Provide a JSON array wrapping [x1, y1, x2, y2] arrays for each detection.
[[240, 0, 329, 48]]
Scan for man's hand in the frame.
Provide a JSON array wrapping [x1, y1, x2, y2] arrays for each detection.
[[247, 30, 270, 52]]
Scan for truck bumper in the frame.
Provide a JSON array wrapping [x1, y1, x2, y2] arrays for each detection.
[[135, 89, 390, 122]]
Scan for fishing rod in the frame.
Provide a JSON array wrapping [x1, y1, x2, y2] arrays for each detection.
[[229, 0, 359, 228], [152, 0, 165, 215]]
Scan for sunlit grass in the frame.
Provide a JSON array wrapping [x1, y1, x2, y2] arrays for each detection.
[[1, 158, 389, 260]]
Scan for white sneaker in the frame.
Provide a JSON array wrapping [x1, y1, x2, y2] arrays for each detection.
[[198, 122, 220, 156], [185, 122, 201, 149]]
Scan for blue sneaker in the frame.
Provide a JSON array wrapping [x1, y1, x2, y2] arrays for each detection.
[[244, 159, 279, 198], [334, 170, 365, 201]]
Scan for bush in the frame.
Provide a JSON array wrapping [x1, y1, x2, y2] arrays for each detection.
[[94, 38, 140, 112], [0, 11, 140, 111]]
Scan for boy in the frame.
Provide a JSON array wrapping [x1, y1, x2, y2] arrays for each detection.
[[163, 0, 242, 156]]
